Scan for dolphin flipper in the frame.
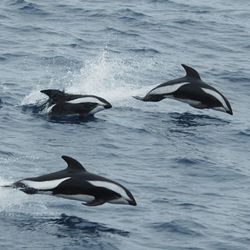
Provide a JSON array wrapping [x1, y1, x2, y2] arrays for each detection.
[[83, 198, 106, 206], [189, 103, 208, 109]]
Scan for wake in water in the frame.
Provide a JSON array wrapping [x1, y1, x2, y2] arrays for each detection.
[[0, 177, 22, 213], [0, 176, 59, 217]]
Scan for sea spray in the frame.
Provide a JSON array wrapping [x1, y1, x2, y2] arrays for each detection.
[[21, 50, 147, 108]]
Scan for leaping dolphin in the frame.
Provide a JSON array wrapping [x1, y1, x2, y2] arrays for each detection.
[[41, 89, 112, 118], [134, 64, 233, 115], [7, 155, 137, 207]]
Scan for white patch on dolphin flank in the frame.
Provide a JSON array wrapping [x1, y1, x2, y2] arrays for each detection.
[[68, 97, 105, 105], [88, 180, 130, 200], [168, 95, 201, 106], [47, 104, 56, 113], [211, 106, 227, 112], [89, 105, 105, 115], [201, 88, 229, 111], [22, 177, 70, 190], [149, 82, 189, 95]]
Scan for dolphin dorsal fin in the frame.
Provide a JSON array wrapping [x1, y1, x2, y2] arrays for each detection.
[[62, 155, 86, 171], [181, 64, 201, 80], [40, 89, 65, 99]]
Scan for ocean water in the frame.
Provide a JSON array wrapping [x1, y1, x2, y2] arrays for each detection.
[[0, 0, 250, 249]]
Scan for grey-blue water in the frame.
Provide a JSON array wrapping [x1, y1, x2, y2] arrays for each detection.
[[0, 0, 250, 249]]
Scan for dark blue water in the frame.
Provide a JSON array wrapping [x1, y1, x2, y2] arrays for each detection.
[[1, 0, 250, 249]]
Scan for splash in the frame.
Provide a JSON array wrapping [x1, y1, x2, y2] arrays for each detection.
[[0, 177, 11, 188], [0, 177, 57, 216], [66, 49, 144, 103], [0, 177, 17, 212], [21, 90, 46, 106], [21, 50, 145, 107]]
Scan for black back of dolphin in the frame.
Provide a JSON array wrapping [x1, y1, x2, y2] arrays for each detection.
[[41, 89, 86, 106], [41, 89, 111, 106], [12, 156, 136, 206]]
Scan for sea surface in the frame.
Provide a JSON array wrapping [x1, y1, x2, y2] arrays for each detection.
[[0, 0, 250, 249]]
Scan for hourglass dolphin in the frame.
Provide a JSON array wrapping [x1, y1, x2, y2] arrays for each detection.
[[41, 89, 112, 117], [8, 155, 136, 206], [134, 64, 233, 115]]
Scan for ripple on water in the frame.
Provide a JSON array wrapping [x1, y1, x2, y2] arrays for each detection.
[[0, 212, 129, 250], [151, 219, 206, 237], [128, 48, 160, 54], [237, 129, 250, 137], [18, 3, 50, 16], [169, 112, 230, 127], [53, 213, 130, 237]]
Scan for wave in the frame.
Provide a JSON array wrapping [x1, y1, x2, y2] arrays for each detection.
[[9, 0, 49, 16], [174, 157, 202, 166], [117, 8, 149, 18], [41, 55, 80, 67], [0, 212, 129, 237], [9, 0, 26, 5], [152, 219, 205, 237], [169, 112, 230, 127], [0, 14, 8, 20], [237, 129, 250, 137], [19, 3, 50, 16], [104, 27, 140, 37], [54, 213, 129, 236], [0, 211, 128, 250], [128, 48, 160, 54]]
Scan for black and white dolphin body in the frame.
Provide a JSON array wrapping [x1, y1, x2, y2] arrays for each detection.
[[134, 64, 233, 115], [10, 156, 137, 206], [40, 89, 112, 117]]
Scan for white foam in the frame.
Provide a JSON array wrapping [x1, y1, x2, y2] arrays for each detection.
[[0, 177, 64, 217], [0, 177, 12, 187], [21, 90, 46, 106], [65, 50, 142, 103], [0, 177, 29, 212]]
